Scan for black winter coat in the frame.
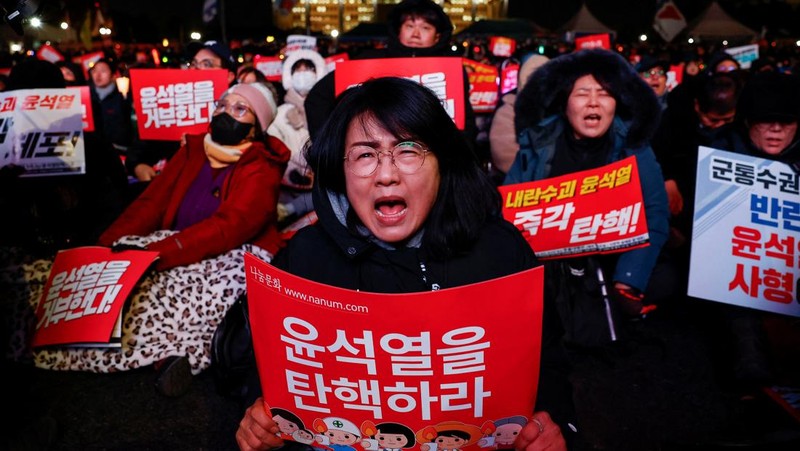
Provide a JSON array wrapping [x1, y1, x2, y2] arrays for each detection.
[[266, 188, 580, 446]]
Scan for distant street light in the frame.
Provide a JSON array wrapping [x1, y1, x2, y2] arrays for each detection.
[[688, 38, 694, 44], [99, 27, 112, 35], [29, 17, 42, 27], [639, 34, 647, 42], [60, 22, 69, 30], [190, 32, 202, 40], [331, 29, 339, 38]]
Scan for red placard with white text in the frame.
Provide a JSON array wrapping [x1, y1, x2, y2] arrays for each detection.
[[130, 68, 228, 140], [463, 59, 499, 113], [73, 86, 94, 132], [500, 62, 519, 95], [334, 57, 466, 129], [499, 157, 649, 259], [254, 55, 283, 82], [325, 52, 350, 73], [79, 51, 104, 79], [37, 44, 65, 63], [32, 246, 159, 347], [489, 37, 516, 58], [574, 34, 611, 51], [245, 253, 542, 446]]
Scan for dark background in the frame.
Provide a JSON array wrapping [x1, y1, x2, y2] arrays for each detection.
[[19, 0, 800, 44]]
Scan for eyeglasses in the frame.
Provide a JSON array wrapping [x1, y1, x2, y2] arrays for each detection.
[[344, 141, 429, 177], [640, 69, 665, 79], [189, 58, 220, 69], [213, 100, 253, 118]]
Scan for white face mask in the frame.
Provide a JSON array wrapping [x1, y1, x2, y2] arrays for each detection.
[[292, 71, 317, 95]]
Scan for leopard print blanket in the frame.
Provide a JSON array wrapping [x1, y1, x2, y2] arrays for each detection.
[[1, 230, 272, 375]]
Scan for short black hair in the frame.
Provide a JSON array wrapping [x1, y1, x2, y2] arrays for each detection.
[[307, 77, 500, 259], [291, 59, 316, 73]]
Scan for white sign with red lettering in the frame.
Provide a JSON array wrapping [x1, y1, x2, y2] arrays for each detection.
[[0, 88, 85, 177]]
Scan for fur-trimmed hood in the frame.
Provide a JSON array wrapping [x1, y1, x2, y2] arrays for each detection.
[[514, 49, 661, 149], [281, 49, 328, 92]]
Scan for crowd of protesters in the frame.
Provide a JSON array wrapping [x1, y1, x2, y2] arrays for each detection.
[[1, 0, 799, 449]]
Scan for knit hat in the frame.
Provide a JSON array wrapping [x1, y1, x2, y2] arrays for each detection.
[[201, 40, 237, 72], [737, 71, 800, 124], [223, 82, 278, 132]]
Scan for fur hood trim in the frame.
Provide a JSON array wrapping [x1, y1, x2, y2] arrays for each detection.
[[514, 49, 661, 148]]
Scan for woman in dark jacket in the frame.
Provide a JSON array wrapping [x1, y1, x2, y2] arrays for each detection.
[[505, 49, 670, 318], [236, 77, 576, 451]]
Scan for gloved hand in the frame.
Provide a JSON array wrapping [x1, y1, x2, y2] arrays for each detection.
[[611, 284, 656, 318]]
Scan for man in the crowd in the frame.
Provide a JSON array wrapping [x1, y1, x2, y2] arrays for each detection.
[[89, 58, 133, 153]]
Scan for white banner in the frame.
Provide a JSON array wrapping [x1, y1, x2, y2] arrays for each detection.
[[724, 44, 759, 70], [688, 147, 799, 316], [0, 88, 85, 177]]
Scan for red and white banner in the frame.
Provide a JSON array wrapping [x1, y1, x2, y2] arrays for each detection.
[[254, 55, 283, 82], [574, 34, 611, 51], [499, 157, 650, 259], [0, 88, 86, 176], [73, 86, 95, 132], [489, 37, 516, 58], [286, 34, 318, 55], [37, 44, 65, 63], [335, 57, 466, 130], [245, 254, 543, 443], [325, 52, 350, 73], [463, 59, 499, 114], [130, 68, 228, 141], [32, 246, 159, 347]]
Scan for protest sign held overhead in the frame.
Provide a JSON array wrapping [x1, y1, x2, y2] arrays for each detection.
[[463, 59, 499, 113], [130, 68, 228, 141], [244, 254, 543, 443], [334, 57, 466, 130]]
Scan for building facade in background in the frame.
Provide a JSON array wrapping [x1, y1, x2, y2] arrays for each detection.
[[274, 0, 507, 35]]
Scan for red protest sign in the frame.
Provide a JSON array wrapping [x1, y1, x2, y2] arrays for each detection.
[[130, 68, 228, 141], [37, 44, 65, 63], [325, 52, 349, 73], [463, 59, 499, 113], [500, 61, 519, 95], [335, 57, 466, 129], [245, 254, 542, 443], [79, 51, 104, 79], [575, 34, 611, 51], [499, 156, 650, 259], [32, 246, 159, 348], [254, 55, 283, 82], [489, 37, 516, 58], [72, 86, 94, 132]]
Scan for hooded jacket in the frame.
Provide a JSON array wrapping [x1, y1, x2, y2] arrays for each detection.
[[98, 133, 291, 270], [304, 0, 476, 142], [504, 49, 669, 291]]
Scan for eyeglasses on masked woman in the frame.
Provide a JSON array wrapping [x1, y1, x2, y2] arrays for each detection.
[[213, 99, 253, 119], [344, 141, 429, 177]]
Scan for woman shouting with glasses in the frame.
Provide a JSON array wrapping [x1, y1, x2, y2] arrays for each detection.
[[236, 77, 577, 451], [10, 82, 291, 397]]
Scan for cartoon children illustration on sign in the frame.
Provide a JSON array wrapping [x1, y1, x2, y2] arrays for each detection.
[[477, 416, 528, 449], [271, 407, 306, 441], [416, 421, 483, 451], [293, 428, 316, 445], [360, 421, 416, 451], [313, 416, 362, 451]]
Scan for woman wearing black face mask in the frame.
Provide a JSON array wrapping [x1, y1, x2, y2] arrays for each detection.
[[6, 82, 291, 394]]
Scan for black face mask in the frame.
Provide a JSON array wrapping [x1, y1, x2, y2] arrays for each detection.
[[210, 113, 253, 145]]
